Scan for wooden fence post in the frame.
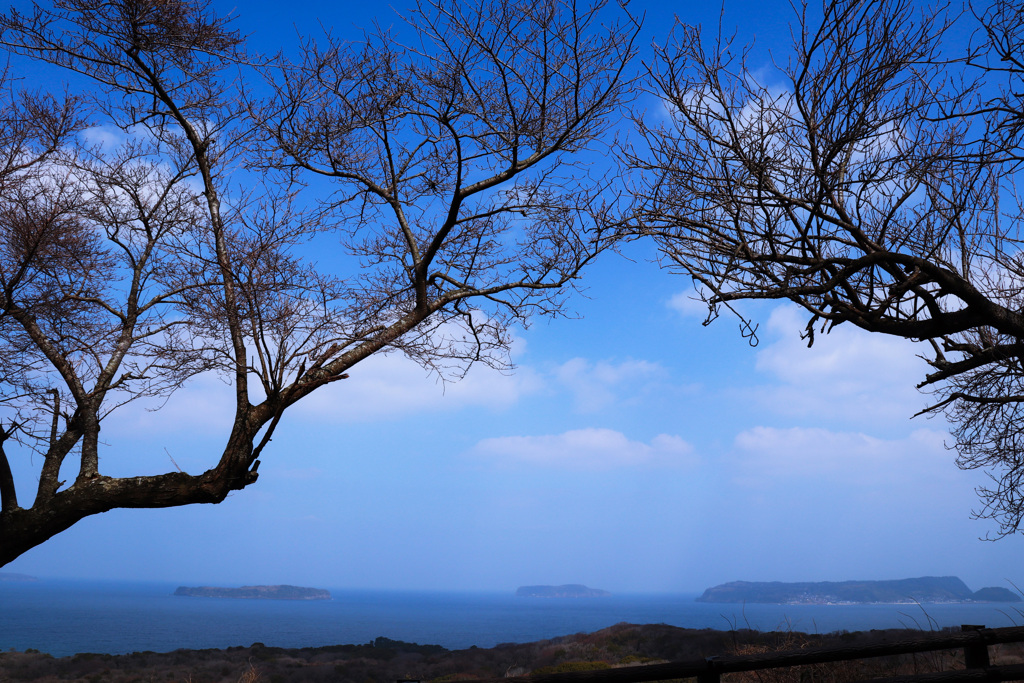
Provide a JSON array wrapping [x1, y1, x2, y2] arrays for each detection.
[[960, 624, 990, 670], [697, 656, 720, 683]]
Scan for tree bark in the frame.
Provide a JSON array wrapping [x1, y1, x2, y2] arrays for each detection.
[[0, 437, 17, 513], [0, 446, 261, 566]]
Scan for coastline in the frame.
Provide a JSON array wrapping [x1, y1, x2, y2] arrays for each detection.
[[1, 581, 1020, 657]]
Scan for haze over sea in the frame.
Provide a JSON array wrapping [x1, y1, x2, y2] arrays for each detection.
[[2, 580, 1022, 658]]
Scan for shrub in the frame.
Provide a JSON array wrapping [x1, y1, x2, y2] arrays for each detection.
[[531, 660, 611, 675]]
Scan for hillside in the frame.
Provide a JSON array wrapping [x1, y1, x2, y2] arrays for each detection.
[[697, 577, 1021, 604], [515, 584, 611, 597], [2, 623, 1022, 683], [173, 585, 331, 600]]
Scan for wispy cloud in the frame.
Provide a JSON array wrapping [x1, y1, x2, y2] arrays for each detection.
[[667, 288, 710, 318], [470, 428, 696, 470], [728, 425, 952, 487], [79, 125, 125, 152], [552, 357, 664, 412], [105, 372, 236, 437], [744, 304, 933, 424], [292, 351, 542, 422]]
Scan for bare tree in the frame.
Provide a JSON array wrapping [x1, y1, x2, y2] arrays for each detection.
[[0, 0, 638, 566], [633, 0, 1024, 535], [0, 81, 86, 518]]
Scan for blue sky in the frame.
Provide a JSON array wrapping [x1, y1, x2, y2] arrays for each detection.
[[5, 0, 1024, 594]]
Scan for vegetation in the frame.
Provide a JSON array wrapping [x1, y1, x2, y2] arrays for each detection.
[[697, 576, 1022, 604], [1, 623, 1022, 683], [515, 585, 611, 598], [173, 585, 331, 600]]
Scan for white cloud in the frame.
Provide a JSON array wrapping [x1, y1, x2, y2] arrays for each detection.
[[746, 304, 933, 423], [104, 354, 535, 443], [552, 357, 663, 412], [79, 125, 125, 152], [470, 428, 696, 470], [667, 288, 710, 318], [106, 372, 236, 437], [292, 351, 542, 422], [107, 349, 671, 430], [729, 425, 953, 487]]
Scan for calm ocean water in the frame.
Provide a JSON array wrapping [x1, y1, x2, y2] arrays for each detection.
[[1, 580, 1021, 657]]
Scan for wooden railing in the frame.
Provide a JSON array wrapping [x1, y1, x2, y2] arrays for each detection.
[[442, 624, 1024, 683]]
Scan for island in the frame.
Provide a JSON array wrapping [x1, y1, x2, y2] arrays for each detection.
[[516, 584, 610, 598], [174, 585, 331, 600], [0, 572, 37, 582], [696, 576, 1020, 604]]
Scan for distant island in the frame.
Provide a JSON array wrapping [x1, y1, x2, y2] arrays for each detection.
[[516, 584, 610, 598], [697, 576, 1020, 604], [0, 572, 37, 582], [174, 585, 331, 600]]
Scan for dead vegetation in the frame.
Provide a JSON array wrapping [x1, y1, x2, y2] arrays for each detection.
[[2, 623, 1022, 683]]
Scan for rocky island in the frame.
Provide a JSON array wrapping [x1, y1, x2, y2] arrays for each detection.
[[515, 584, 610, 598], [697, 576, 1020, 604], [174, 585, 331, 600]]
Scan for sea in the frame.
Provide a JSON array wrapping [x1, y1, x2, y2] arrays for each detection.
[[1, 579, 1022, 658]]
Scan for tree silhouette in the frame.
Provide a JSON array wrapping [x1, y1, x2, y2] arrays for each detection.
[[634, 0, 1024, 535], [0, 0, 638, 565]]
